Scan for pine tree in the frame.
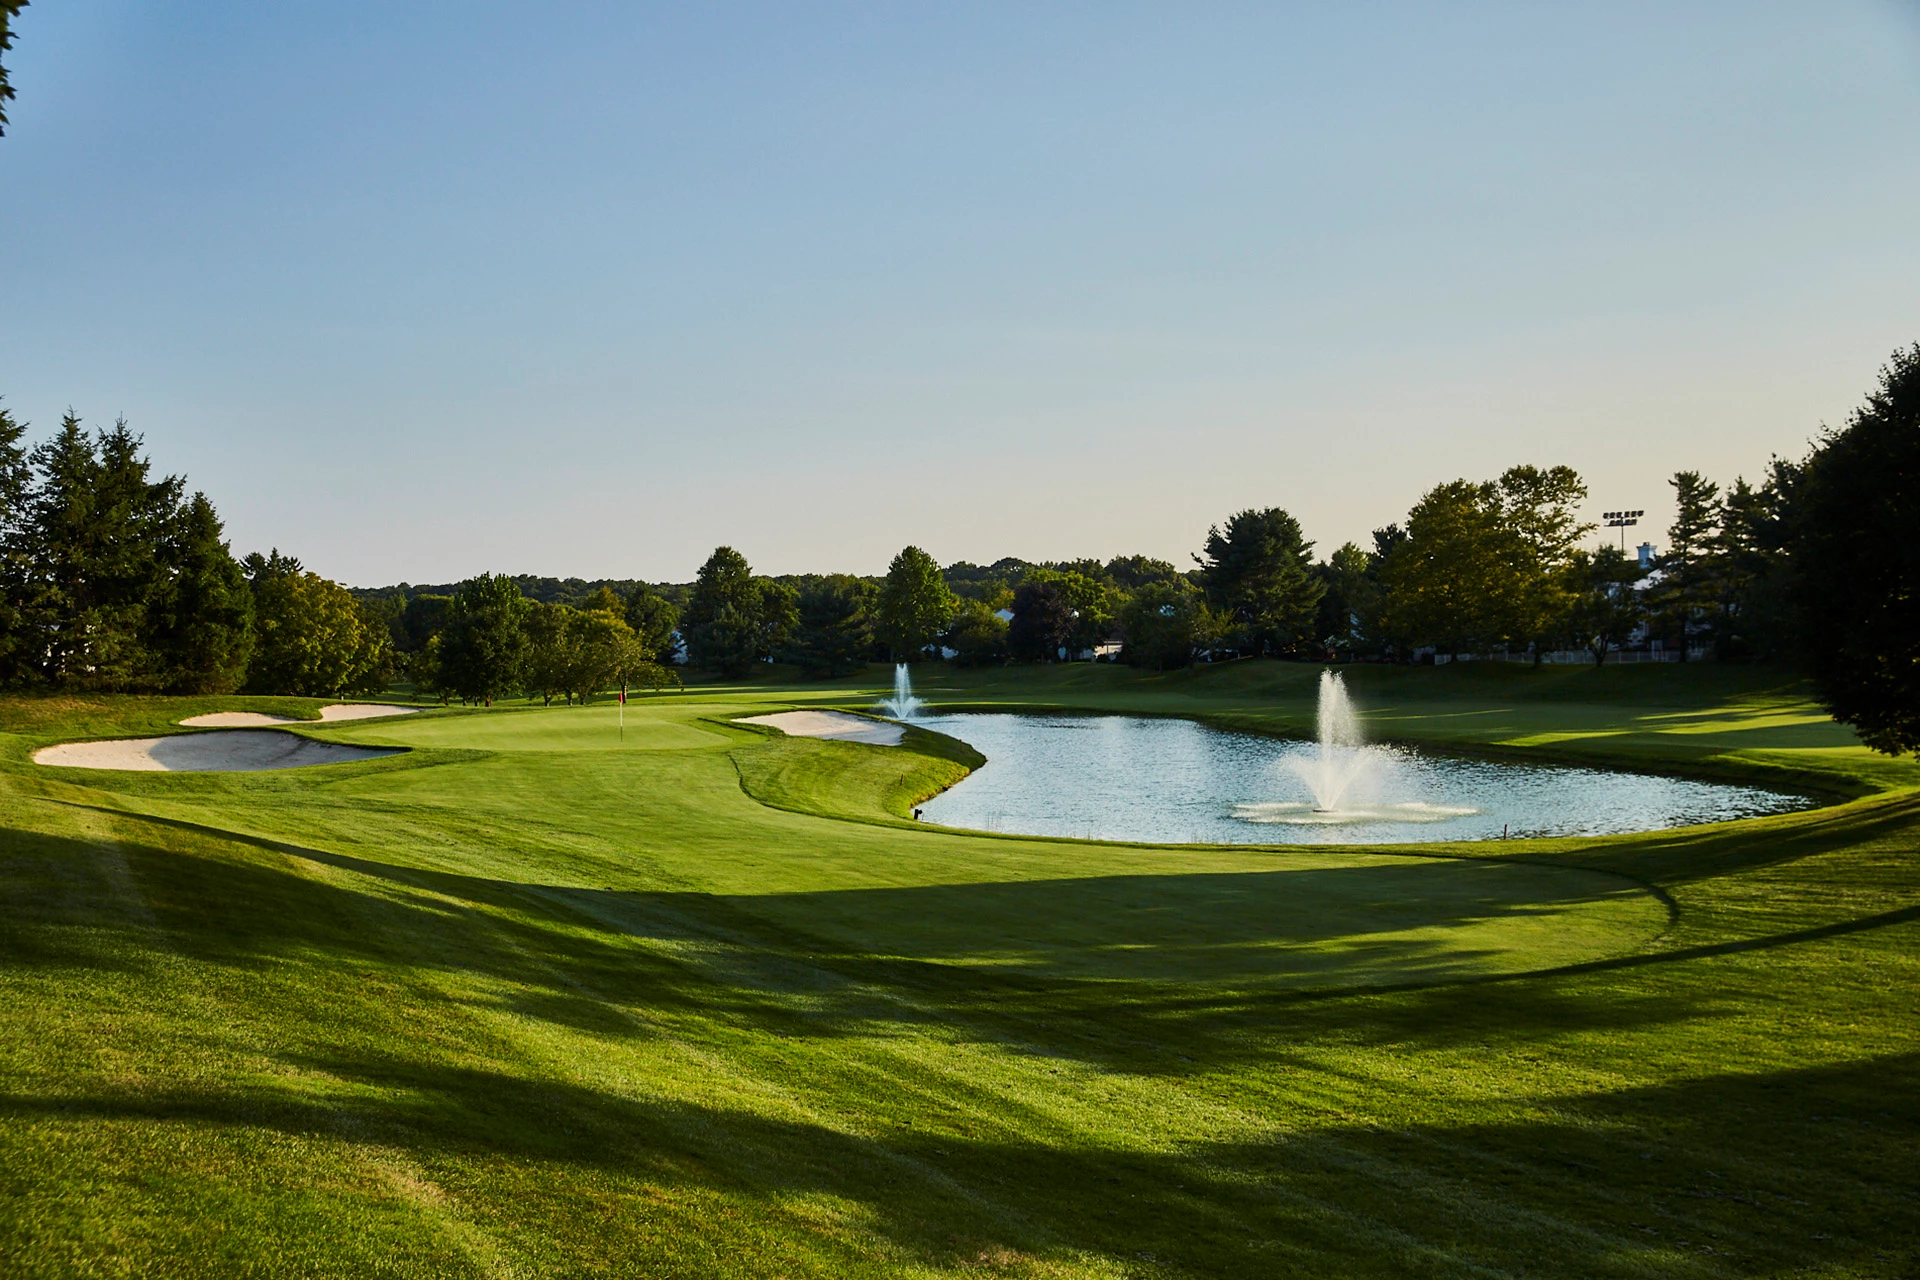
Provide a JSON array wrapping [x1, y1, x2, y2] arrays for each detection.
[[1652, 471, 1721, 662], [1194, 508, 1325, 657], [152, 493, 254, 693], [0, 403, 33, 683]]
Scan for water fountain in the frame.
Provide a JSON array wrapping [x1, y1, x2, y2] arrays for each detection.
[[877, 663, 925, 720], [1287, 670, 1375, 812]]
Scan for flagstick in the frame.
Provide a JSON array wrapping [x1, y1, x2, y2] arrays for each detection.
[[619, 683, 626, 744]]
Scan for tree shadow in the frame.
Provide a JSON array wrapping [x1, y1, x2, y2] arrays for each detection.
[[2, 1045, 1911, 1278], [3, 805, 1710, 1077]]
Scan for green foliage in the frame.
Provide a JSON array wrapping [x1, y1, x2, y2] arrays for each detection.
[[1006, 576, 1073, 661], [681, 547, 794, 675], [242, 553, 389, 697], [877, 545, 956, 661], [0, 403, 34, 683], [1710, 465, 1799, 660], [1377, 480, 1517, 654], [0, 1, 25, 137], [789, 574, 876, 677], [520, 601, 579, 706], [434, 573, 530, 705], [398, 593, 452, 653], [1376, 467, 1588, 659], [1103, 555, 1181, 590], [1195, 507, 1324, 656], [941, 559, 1028, 607], [1649, 470, 1721, 659], [565, 607, 657, 703], [1312, 541, 1373, 656], [0, 411, 255, 692], [622, 583, 680, 664], [944, 598, 1008, 667], [1499, 464, 1591, 659], [148, 493, 254, 693], [1118, 578, 1219, 669], [1570, 545, 1646, 665], [1792, 342, 1920, 753]]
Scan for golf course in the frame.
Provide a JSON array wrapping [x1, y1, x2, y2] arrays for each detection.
[[1, 661, 1914, 1278]]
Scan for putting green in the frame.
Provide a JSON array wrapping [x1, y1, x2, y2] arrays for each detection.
[[342, 701, 733, 751]]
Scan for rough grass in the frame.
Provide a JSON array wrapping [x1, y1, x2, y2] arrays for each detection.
[[0, 662, 1914, 1278]]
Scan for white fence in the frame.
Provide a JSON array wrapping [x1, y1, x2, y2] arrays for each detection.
[[1433, 648, 1711, 666]]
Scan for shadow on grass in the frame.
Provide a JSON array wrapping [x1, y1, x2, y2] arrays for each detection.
[[0, 804, 1756, 1075], [2, 1044, 1912, 1279]]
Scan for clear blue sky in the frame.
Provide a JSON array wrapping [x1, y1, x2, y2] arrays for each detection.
[[2, 3, 1916, 586]]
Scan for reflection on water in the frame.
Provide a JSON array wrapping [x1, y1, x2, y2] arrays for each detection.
[[914, 713, 1811, 845]]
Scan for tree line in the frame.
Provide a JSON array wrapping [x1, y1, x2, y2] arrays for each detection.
[[4, 342, 1913, 747], [0, 407, 391, 697]]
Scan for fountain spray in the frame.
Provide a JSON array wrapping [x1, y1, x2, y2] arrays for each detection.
[[877, 664, 925, 720]]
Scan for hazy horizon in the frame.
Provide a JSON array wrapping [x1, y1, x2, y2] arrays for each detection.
[[3, 3, 1916, 586]]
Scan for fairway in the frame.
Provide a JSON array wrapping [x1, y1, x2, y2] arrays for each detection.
[[2, 663, 1916, 1278]]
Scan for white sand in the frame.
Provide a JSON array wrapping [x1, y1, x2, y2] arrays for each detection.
[[34, 729, 402, 772], [737, 710, 905, 746], [179, 704, 419, 728]]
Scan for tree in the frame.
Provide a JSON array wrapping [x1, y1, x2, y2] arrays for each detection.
[[1007, 578, 1073, 662], [1710, 467, 1798, 661], [1499, 465, 1591, 662], [561, 608, 651, 704], [244, 553, 389, 697], [789, 575, 876, 677], [1790, 343, 1920, 753], [1312, 542, 1373, 657], [945, 599, 1009, 667], [1104, 555, 1181, 590], [877, 545, 956, 660], [1120, 579, 1219, 670], [0, 402, 33, 683], [150, 492, 253, 693], [1375, 480, 1523, 657], [623, 584, 680, 664], [1373, 468, 1589, 660], [1570, 546, 1645, 666], [435, 573, 529, 705], [400, 594, 453, 654], [681, 547, 793, 675], [521, 601, 578, 705], [20, 413, 191, 689], [578, 585, 623, 614], [1650, 470, 1721, 661], [1194, 508, 1324, 657], [0, 1, 27, 137]]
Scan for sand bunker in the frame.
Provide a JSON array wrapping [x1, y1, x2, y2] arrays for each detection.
[[34, 729, 401, 773], [179, 703, 419, 728], [738, 710, 905, 746]]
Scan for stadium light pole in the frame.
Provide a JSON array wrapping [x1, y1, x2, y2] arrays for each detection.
[[1603, 509, 1644, 554]]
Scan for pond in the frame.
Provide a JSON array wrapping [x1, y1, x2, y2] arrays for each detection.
[[913, 713, 1812, 845]]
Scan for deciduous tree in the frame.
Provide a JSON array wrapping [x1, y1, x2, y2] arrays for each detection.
[[435, 572, 529, 705], [1120, 579, 1218, 670], [623, 584, 680, 664], [244, 553, 389, 697], [1007, 578, 1073, 662], [944, 599, 1009, 667], [878, 545, 956, 661]]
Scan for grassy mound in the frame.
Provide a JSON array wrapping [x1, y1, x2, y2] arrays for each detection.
[[0, 665, 1914, 1278]]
